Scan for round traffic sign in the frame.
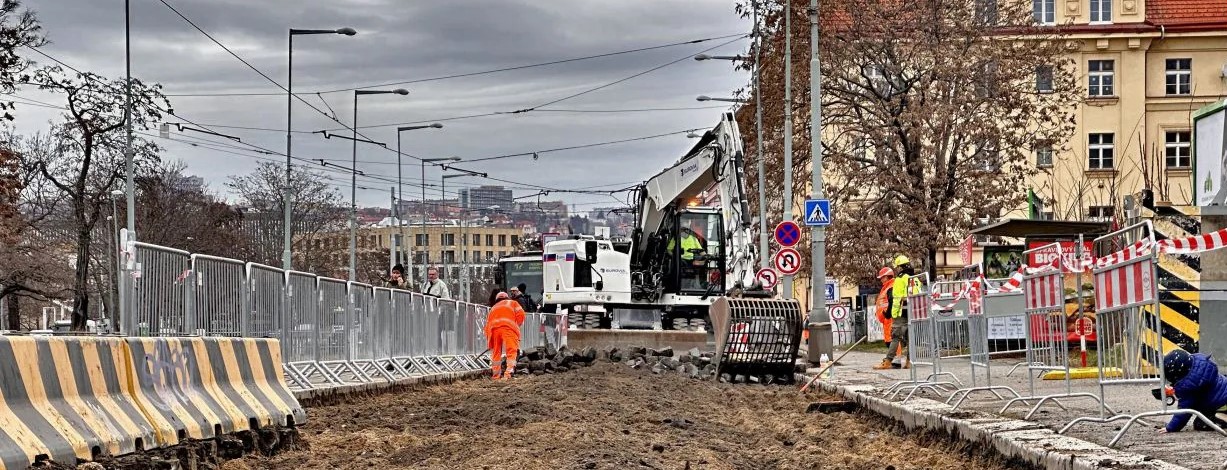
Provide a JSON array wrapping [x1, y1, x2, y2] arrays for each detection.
[[773, 248, 802, 275], [774, 221, 801, 247], [1074, 317, 1094, 336], [755, 268, 778, 288], [828, 305, 848, 321]]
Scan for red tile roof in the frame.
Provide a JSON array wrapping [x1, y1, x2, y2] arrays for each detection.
[[1147, 0, 1227, 31]]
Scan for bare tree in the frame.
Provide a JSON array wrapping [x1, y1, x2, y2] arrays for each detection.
[[736, 0, 1082, 280], [0, 0, 43, 121], [225, 161, 344, 271], [132, 160, 243, 256], [25, 65, 169, 329]]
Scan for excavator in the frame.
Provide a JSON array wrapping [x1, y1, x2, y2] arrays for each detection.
[[540, 112, 804, 383]]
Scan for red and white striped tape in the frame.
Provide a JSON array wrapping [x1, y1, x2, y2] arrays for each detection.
[[1157, 227, 1227, 255]]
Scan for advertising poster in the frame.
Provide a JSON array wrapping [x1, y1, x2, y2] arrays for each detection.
[[1195, 100, 1227, 206]]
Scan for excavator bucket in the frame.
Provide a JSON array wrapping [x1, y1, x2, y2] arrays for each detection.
[[709, 297, 805, 384]]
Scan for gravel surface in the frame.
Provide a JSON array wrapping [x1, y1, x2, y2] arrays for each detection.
[[227, 360, 1033, 470]]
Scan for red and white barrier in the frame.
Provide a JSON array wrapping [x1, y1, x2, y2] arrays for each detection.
[[1093, 258, 1156, 311]]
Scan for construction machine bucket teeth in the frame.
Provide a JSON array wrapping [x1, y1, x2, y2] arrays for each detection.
[[710, 297, 804, 384]]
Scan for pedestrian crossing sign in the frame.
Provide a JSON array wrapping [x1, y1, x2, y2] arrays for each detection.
[[804, 199, 831, 226]]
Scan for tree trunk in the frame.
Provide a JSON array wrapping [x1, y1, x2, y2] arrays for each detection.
[[72, 224, 91, 330], [926, 247, 939, 281], [4, 293, 16, 331]]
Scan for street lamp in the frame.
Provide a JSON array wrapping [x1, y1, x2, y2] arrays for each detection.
[[396, 123, 444, 272], [285, 27, 356, 271], [694, 53, 749, 61], [697, 38, 768, 272], [349, 88, 409, 281], [696, 95, 749, 104], [419, 157, 462, 286]]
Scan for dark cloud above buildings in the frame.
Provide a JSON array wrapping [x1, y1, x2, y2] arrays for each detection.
[[15, 0, 752, 212]]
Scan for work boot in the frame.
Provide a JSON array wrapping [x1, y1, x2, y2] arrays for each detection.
[[873, 359, 894, 370]]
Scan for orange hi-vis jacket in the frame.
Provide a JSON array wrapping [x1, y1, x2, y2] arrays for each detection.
[[485, 299, 526, 342]]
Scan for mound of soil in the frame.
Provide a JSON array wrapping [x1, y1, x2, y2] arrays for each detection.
[[234, 361, 1031, 470]]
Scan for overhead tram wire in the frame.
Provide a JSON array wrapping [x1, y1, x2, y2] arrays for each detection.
[[152, 0, 688, 194], [147, 32, 747, 98]]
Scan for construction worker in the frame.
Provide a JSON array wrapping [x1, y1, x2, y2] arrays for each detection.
[[874, 267, 896, 346], [667, 226, 706, 262], [875, 255, 917, 370], [485, 291, 526, 380]]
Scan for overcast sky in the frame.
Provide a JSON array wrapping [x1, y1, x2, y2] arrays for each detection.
[[13, 0, 752, 214]]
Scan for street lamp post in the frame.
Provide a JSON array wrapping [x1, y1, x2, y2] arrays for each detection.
[[442, 171, 486, 302], [807, 0, 832, 360], [109, 189, 124, 333], [696, 8, 767, 273], [396, 124, 443, 273], [782, 2, 795, 301], [419, 157, 462, 287], [349, 88, 409, 281], [285, 27, 356, 271]]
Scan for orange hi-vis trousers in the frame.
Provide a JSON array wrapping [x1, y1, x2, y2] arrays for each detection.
[[489, 327, 521, 379]]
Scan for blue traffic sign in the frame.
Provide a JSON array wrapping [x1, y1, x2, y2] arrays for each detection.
[[824, 280, 837, 302], [774, 221, 801, 247], [804, 199, 832, 226]]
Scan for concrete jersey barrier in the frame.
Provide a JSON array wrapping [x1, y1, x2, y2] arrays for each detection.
[[0, 336, 159, 470], [126, 337, 305, 445]]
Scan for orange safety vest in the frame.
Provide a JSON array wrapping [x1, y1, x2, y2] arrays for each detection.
[[485, 299, 526, 339], [874, 279, 892, 323]]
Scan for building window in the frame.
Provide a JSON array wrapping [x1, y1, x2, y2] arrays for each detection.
[[1088, 133, 1115, 169], [1088, 60, 1114, 97], [1165, 130, 1191, 168], [1036, 146, 1053, 167], [443, 251, 455, 263], [1041, 211, 1055, 221], [975, 0, 999, 25], [499, 234, 507, 246], [1088, 206, 1114, 221], [442, 233, 455, 246], [486, 234, 494, 246], [1165, 58, 1191, 96], [1035, 65, 1053, 92], [1033, 0, 1055, 24], [1089, 0, 1111, 23], [486, 251, 495, 261], [512, 235, 520, 246], [415, 233, 428, 246], [472, 234, 481, 246]]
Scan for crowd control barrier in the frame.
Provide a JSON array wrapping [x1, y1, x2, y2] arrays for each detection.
[[1059, 222, 1227, 446], [1000, 242, 1112, 418]]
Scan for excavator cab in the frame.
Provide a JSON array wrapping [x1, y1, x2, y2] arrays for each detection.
[[663, 210, 724, 295]]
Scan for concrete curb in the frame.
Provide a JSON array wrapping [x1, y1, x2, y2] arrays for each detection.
[[814, 381, 1186, 470], [293, 369, 489, 407]]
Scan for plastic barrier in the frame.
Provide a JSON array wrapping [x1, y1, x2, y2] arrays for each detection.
[[0, 336, 159, 469], [126, 337, 305, 445]]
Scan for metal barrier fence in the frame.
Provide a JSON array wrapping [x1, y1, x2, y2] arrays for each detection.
[[121, 241, 495, 391], [887, 273, 958, 400], [947, 277, 1023, 408], [521, 313, 569, 351], [1060, 222, 1226, 446], [1000, 243, 1111, 418]]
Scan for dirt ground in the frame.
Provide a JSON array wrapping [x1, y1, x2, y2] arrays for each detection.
[[228, 361, 1034, 470]]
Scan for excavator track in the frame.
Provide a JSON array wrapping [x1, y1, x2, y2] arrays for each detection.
[[709, 297, 805, 384]]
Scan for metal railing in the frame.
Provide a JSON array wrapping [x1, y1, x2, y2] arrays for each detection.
[[121, 241, 494, 391]]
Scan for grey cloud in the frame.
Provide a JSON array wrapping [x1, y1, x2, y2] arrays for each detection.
[[17, 0, 752, 211]]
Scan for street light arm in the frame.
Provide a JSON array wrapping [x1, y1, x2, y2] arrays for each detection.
[[291, 28, 357, 36], [397, 123, 444, 132], [356, 88, 409, 96]]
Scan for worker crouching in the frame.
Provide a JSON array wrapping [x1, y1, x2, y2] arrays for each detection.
[[486, 292, 526, 380]]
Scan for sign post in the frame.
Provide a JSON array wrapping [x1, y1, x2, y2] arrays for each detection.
[[1075, 316, 1093, 368]]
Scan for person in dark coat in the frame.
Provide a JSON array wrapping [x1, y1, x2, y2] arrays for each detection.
[[1160, 349, 1227, 433]]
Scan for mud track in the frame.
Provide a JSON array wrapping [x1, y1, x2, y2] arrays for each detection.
[[232, 361, 1034, 470]]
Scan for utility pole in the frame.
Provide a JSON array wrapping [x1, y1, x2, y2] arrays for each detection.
[[753, 1, 768, 271], [390, 186, 397, 273], [807, 0, 833, 361], [781, 1, 795, 300]]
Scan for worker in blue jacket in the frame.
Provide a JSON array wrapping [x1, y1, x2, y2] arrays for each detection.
[[1159, 349, 1227, 433]]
